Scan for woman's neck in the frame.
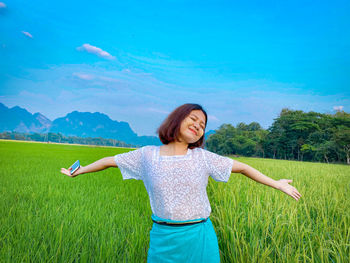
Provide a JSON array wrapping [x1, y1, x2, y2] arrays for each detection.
[[160, 141, 189, 156]]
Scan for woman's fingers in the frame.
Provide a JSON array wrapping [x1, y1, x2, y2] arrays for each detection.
[[292, 192, 299, 201], [279, 179, 302, 201], [291, 187, 301, 197], [60, 168, 73, 177], [60, 168, 67, 175], [291, 189, 302, 201]]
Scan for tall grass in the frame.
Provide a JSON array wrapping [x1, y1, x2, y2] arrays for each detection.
[[0, 140, 349, 262], [209, 157, 350, 262]]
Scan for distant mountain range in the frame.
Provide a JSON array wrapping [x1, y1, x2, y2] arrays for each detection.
[[0, 103, 215, 146]]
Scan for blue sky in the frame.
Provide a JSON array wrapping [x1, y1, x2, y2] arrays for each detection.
[[0, 0, 349, 136]]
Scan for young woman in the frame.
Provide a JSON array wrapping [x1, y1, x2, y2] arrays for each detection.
[[60, 103, 301, 262]]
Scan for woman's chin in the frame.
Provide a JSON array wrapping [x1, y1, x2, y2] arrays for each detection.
[[187, 137, 200, 144], [179, 134, 200, 144]]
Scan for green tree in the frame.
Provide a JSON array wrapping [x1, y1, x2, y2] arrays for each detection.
[[333, 126, 350, 164]]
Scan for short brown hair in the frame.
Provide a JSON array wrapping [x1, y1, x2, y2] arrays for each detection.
[[157, 103, 208, 149]]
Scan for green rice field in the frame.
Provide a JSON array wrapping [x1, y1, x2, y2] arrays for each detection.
[[0, 140, 349, 262]]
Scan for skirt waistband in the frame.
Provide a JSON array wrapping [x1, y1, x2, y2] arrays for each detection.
[[152, 217, 209, 227]]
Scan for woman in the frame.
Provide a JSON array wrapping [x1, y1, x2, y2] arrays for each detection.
[[60, 103, 301, 262]]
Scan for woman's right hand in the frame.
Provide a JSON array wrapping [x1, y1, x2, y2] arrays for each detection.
[[60, 166, 83, 177], [277, 179, 302, 201]]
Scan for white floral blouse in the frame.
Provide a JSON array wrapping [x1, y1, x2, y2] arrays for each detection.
[[114, 145, 234, 221]]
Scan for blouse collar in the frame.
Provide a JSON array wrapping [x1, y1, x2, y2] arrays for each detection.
[[155, 146, 192, 161]]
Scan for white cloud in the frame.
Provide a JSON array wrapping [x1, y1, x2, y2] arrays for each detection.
[[0, 2, 6, 8], [73, 73, 94, 80], [72, 72, 120, 84], [77, 43, 115, 60], [22, 31, 33, 38], [333, 105, 344, 111]]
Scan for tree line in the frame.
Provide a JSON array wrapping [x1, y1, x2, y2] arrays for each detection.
[[2, 108, 349, 164], [0, 132, 135, 148], [205, 109, 350, 165]]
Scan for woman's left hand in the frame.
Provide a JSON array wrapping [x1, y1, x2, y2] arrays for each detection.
[[277, 179, 302, 201]]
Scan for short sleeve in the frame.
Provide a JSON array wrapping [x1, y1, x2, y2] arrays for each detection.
[[114, 147, 144, 180], [201, 149, 234, 183]]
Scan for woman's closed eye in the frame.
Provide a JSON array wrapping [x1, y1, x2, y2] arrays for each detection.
[[192, 121, 204, 130], [190, 116, 205, 130]]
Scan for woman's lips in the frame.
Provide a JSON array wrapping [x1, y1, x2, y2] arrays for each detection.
[[188, 128, 197, 135]]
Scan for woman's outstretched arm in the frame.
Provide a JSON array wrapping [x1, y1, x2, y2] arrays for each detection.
[[60, 157, 117, 177], [231, 160, 302, 201]]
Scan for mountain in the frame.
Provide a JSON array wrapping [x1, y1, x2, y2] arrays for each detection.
[[0, 103, 51, 133], [0, 103, 161, 146], [0, 102, 215, 146], [50, 110, 161, 146], [33, 112, 52, 130]]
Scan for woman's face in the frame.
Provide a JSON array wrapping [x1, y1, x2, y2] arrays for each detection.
[[178, 110, 206, 144]]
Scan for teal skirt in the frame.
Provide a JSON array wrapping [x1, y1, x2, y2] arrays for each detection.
[[147, 214, 220, 263]]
